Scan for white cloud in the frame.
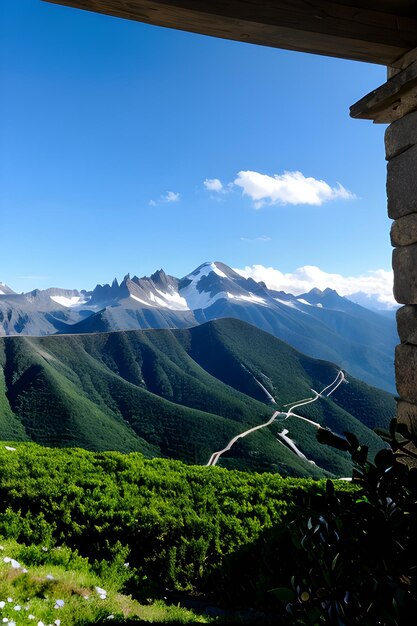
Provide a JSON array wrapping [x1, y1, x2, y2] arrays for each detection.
[[240, 235, 272, 242], [234, 264, 396, 308], [17, 275, 51, 282], [204, 178, 223, 193], [149, 191, 180, 206], [163, 191, 180, 203], [234, 170, 355, 208]]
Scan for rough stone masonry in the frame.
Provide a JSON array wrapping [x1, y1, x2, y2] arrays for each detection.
[[386, 110, 417, 433]]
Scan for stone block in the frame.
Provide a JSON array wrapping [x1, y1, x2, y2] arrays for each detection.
[[396, 400, 417, 466], [385, 111, 417, 160], [397, 305, 417, 343], [395, 343, 417, 403], [391, 213, 417, 247], [397, 400, 417, 434], [393, 244, 417, 303], [387, 144, 417, 219]]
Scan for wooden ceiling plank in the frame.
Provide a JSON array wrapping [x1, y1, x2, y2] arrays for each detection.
[[389, 45, 417, 73], [42, 1, 417, 66]]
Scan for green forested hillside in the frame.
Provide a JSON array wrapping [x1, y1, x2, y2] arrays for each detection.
[[0, 319, 395, 476]]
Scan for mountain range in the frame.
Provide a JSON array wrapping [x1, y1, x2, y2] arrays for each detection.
[[0, 261, 398, 392], [0, 318, 395, 477]]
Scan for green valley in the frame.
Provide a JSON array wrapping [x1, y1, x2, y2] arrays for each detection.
[[0, 318, 395, 477]]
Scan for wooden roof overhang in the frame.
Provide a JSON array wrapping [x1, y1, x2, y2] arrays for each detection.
[[42, 1, 417, 66], [41, 1, 417, 121]]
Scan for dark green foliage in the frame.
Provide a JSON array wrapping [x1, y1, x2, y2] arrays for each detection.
[[0, 442, 333, 595], [0, 319, 395, 476], [2, 428, 412, 623], [273, 420, 417, 625]]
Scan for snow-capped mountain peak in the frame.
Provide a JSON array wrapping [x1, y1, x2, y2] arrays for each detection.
[[184, 261, 228, 281], [0, 263, 397, 393], [177, 261, 270, 310], [0, 282, 16, 296]]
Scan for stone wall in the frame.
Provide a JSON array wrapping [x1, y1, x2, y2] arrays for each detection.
[[386, 110, 417, 433]]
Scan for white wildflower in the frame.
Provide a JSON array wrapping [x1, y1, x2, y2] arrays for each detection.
[[0, 601, 5, 608], [95, 586, 107, 599], [13, 606, 21, 611], [28, 616, 36, 621], [46, 575, 54, 580], [5, 447, 16, 451], [41, 547, 48, 552], [54, 620, 61, 626], [38, 621, 45, 626], [7, 598, 13, 603], [4, 557, 21, 569], [53, 600, 64, 609]]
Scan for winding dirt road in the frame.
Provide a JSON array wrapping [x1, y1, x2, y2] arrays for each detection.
[[206, 370, 345, 466]]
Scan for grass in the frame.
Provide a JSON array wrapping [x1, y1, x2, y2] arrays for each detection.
[[0, 539, 211, 625]]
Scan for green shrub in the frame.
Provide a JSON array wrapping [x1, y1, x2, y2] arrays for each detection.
[[0, 443, 324, 594], [273, 420, 417, 624]]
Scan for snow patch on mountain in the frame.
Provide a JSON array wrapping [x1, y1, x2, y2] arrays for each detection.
[[148, 289, 189, 311], [275, 298, 296, 308], [228, 293, 267, 305], [154, 288, 188, 311], [50, 295, 87, 307], [130, 294, 153, 307], [180, 285, 228, 310], [148, 292, 169, 307]]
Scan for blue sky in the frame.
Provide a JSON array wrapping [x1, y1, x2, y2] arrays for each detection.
[[1, 0, 391, 301]]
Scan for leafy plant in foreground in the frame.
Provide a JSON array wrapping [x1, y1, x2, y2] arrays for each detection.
[[273, 420, 417, 625]]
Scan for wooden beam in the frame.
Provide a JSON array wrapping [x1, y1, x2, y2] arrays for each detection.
[[388, 45, 417, 79], [350, 60, 417, 123], [42, 1, 417, 66]]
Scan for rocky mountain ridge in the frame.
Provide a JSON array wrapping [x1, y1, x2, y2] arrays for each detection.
[[0, 262, 398, 392]]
